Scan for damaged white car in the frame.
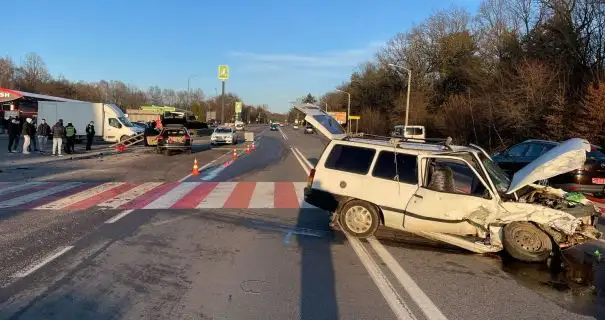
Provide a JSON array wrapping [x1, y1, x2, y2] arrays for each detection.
[[295, 103, 602, 262]]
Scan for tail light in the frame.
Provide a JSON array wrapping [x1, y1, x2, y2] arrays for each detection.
[[307, 168, 315, 188], [184, 135, 191, 140], [157, 136, 163, 141]]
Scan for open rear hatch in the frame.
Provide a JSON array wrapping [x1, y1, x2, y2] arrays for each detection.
[[292, 103, 346, 140]]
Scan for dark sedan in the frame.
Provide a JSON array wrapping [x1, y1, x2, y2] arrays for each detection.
[[493, 139, 605, 196], [156, 124, 192, 156], [270, 123, 278, 131]]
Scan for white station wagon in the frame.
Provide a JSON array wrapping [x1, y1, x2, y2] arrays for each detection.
[[295, 103, 601, 262]]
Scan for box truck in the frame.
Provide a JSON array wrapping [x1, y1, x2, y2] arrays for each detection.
[[38, 101, 144, 143]]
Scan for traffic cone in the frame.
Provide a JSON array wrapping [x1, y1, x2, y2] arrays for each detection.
[[232, 148, 238, 159], [192, 158, 199, 175], [246, 143, 251, 154]]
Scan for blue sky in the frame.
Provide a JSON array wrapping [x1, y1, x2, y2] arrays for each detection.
[[4, 0, 480, 113]]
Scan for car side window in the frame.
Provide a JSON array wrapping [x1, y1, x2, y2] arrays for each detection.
[[372, 151, 418, 184], [108, 118, 121, 128], [504, 143, 528, 158], [324, 144, 376, 175], [424, 158, 490, 199]]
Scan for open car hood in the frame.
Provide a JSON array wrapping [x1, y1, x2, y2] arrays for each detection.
[[292, 103, 347, 140], [506, 138, 591, 194]]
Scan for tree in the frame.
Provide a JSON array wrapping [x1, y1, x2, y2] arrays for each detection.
[[16, 53, 50, 91], [0, 56, 15, 88], [301, 93, 317, 104]]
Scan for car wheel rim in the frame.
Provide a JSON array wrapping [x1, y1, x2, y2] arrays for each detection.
[[344, 205, 372, 234], [512, 228, 548, 253]]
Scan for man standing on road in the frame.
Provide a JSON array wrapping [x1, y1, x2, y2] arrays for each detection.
[[51, 119, 65, 157], [85, 121, 95, 151], [65, 122, 76, 154], [37, 119, 51, 153], [21, 118, 34, 155], [7, 118, 20, 153]]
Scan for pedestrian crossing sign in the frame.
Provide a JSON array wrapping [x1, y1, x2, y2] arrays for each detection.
[[218, 65, 229, 81]]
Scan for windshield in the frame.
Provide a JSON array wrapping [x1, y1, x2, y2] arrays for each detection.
[[118, 116, 134, 127], [478, 152, 511, 193], [215, 128, 232, 133]]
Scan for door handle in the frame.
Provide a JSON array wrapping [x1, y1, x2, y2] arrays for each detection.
[[413, 194, 423, 199]]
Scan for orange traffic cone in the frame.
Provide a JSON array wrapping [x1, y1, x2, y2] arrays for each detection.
[[251, 142, 256, 151], [232, 148, 238, 159], [246, 144, 251, 154], [192, 158, 200, 175]]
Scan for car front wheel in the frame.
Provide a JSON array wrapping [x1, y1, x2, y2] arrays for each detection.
[[502, 221, 553, 262], [339, 200, 380, 238]]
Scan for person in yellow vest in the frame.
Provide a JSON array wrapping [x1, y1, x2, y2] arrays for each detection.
[[65, 122, 77, 154]]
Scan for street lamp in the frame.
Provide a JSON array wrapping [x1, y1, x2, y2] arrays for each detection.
[[336, 89, 351, 134], [388, 64, 412, 128]]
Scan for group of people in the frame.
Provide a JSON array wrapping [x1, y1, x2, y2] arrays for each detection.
[[6, 117, 96, 156]]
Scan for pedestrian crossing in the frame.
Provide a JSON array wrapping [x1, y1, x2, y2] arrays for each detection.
[[0, 181, 317, 210]]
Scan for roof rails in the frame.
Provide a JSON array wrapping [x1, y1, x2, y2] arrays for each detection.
[[347, 133, 454, 150]]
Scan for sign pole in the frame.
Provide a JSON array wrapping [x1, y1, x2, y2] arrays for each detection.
[[221, 80, 225, 124]]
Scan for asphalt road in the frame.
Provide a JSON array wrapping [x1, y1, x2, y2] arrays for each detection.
[[0, 124, 604, 319]]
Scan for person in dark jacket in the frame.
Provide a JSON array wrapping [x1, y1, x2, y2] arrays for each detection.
[[37, 119, 51, 153], [7, 118, 20, 153], [51, 119, 65, 156], [85, 121, 95, 151], [65, 122, 76, 154]]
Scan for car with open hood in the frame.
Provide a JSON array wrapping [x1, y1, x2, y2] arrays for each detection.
[[294, 103, 601, 262]]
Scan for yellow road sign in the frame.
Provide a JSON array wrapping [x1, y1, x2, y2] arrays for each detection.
[[349, 115, 361, 120], [218, 65, 229, 81], [235, 101, 243, 113]]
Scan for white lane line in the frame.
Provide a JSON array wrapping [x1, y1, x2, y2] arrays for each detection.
[[197, 182, 237, 208], [97, 182, 162, 209], [13, 246, 74, 278], [248, 182, 275, 208], [290, 147, 310, 175], [368, 237, 449, 320], [178, 150, 232, 182], [144, 182, 200, 209], [278, 127, 288, 141], [0, 182, 45, 196], [0, 182, 83, 209], [293, 147, 313, 169], [36, 182, 126, 210], [348, 237, 417, 320], [105, 209, 135, 224]]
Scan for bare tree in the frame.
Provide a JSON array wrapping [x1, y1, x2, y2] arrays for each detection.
[[0, 56, 15, 88], [17, 53, 51, 91]]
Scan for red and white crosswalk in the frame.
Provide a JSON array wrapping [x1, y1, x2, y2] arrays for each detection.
[[0, 181, 316, 210]]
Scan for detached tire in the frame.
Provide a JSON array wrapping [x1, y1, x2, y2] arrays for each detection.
[[339, 200, 380, 238], [503, 222, 553, 262]]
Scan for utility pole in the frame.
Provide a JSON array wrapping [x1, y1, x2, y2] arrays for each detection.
[[218, 65, 229, 124], [388, 64, 412, 128], [336, 89, 351, 134]]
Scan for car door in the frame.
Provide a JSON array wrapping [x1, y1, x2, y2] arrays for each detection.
[[403, 155, 499, 236]]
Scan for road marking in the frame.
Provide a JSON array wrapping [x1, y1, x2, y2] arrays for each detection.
[[368, 237, 449, 320], [249, 182, 275, 208], [0, 182, 83, 209], [278, 127, 288, 141], [348, 237, 417, 320], [172, 182, 219, 208], [144, 182, 201, 209], [274, 182, 300, 208], [290, 147, 310, 175], [223, 182, 256, 208], [105, 209, 135, 224], [197, 182, 238, 208], [293, 147, 313, 169], [293, 182, 317, 209], [178, 150, 232, 182], [201, 159, 235, 181], [97, 182, 163, 208], [13, 246, 74, 278], [0, 182, 44, 196], [36, 182, 126, 210]]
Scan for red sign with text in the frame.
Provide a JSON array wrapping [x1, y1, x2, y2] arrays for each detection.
[[0, 88, 23, 103]]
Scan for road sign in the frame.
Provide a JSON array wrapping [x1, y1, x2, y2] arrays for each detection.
[[235, 101, 242, 113], [218, 65, 229, 81], [0, 88, 23, 103], [349, 115, 361, 120]]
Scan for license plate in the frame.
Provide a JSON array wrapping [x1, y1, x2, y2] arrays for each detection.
[[592, 178, 605, 184]]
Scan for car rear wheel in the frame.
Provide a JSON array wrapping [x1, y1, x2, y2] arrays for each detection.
[[503, 222, 553, 262], [338, 200, 380, 238]]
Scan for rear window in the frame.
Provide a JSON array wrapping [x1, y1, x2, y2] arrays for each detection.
[[588, 147, 605, 160], [372, 151, 418, 184], [163, 129, 187, 136], [324, 144, 375, 175], [311, 115, 345, 135]]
